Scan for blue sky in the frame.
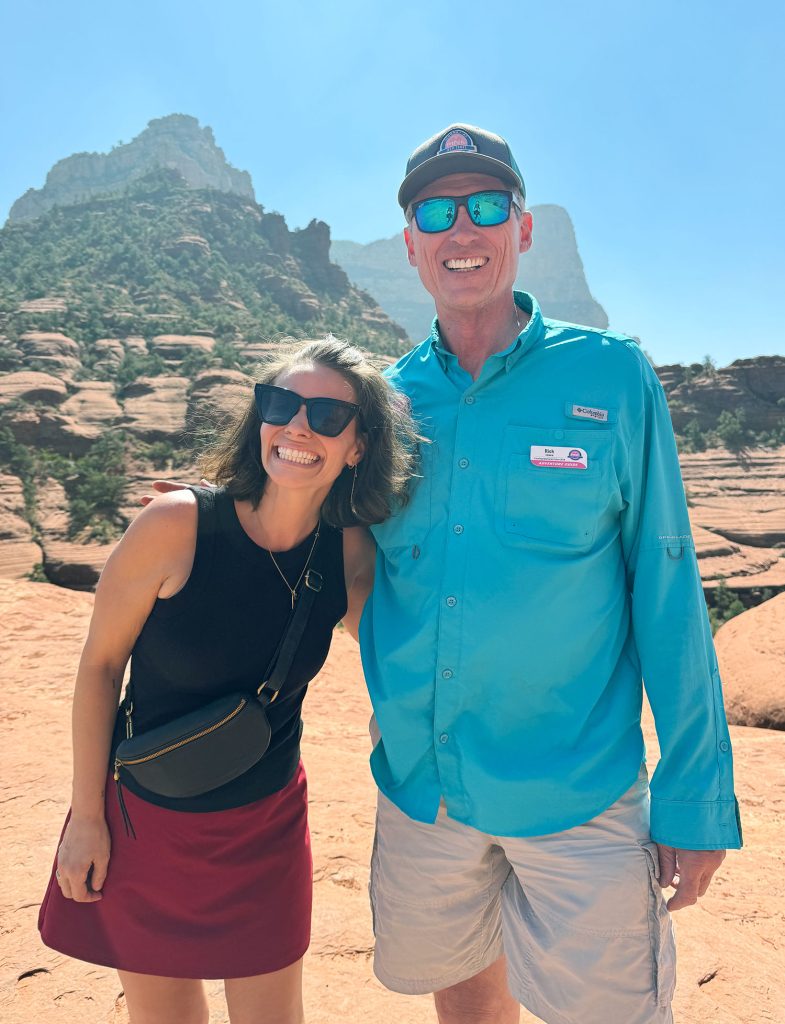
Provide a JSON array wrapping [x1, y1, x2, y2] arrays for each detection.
[[1, 0, 783, 366]]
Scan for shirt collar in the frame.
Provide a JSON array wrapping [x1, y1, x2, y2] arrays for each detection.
[[429, 291, 544, 373]]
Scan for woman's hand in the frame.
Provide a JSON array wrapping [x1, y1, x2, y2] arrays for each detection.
[[56, 815, 111, 903]]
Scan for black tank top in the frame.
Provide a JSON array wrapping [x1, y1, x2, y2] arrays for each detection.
[[111, 486, 347, 811]]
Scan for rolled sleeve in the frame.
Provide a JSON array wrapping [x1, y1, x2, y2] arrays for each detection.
[[620, 354, 742, 850]]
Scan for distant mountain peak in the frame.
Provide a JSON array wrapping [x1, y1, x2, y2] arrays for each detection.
[[8, 114, 255, 223], [331, 204, 608, 340]]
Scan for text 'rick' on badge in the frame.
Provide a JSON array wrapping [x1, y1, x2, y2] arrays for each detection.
[[530, 445, 588, 470]]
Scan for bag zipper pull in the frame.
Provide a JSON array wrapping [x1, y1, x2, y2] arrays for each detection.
[[114, 761, 137, 840]]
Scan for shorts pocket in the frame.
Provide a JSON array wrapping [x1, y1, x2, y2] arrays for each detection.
[[496, 425, 613, 553], [639, 842, 677, 1008]]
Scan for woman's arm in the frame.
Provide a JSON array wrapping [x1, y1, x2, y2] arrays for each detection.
[[56, 492, 198, 902], [341, 526, 376, 642]]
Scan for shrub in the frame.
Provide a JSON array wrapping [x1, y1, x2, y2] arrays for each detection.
[[713, 409, 748, 451], [705, 579, 746, 635]]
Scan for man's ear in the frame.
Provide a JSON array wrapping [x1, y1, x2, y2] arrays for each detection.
[[519, 210, 533, 255], [404, 226, 417, 267]]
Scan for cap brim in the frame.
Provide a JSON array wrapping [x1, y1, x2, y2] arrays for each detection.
[[398, 152, 524, 210]]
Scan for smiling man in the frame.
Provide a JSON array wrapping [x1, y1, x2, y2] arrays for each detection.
[[359, 124, 742, 1024]]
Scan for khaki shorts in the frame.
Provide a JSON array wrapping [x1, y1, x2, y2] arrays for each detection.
[[369, 771, 676, 1024]]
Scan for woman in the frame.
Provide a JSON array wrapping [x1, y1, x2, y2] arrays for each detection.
[[38, 337, 417, 1024]]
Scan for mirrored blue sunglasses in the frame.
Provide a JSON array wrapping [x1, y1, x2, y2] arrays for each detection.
[[409, 190, 520, 234]]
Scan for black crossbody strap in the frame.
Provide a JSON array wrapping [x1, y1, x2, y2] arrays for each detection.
[[258, 534, 324, 702]]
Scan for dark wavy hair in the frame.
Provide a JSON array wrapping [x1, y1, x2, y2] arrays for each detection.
[[199, 337, 420, 528]]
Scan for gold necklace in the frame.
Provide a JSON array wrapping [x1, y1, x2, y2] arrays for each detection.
[[268, 523, 321, 610]]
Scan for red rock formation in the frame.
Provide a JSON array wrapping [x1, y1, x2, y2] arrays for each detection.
[[715, 593, 785, 730]]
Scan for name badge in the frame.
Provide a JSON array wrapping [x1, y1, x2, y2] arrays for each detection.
[[530, 445, 588, 470]]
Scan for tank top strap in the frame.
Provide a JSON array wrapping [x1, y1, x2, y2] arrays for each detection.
[[182, 485, 218, 596]]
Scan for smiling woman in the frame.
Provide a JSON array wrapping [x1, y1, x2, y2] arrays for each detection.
[[37, 336, 419, 1024], [201, 337, 418, 529]]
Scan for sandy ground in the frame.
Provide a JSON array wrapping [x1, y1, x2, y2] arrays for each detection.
[[1, 579, 783, 1023]]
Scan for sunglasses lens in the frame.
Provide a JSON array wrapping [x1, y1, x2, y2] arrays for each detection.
[[257, 386, 298, 424], [468, 191, 511, 226], [308, 400, 356, 437], [414, 198, 457, 234]]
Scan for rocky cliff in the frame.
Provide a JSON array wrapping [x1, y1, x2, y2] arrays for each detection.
[[659, 357, 785, 436], [331, 204, 608, 341], [8, 115, 255, 223]]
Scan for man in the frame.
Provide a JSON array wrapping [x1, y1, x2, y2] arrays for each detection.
[[359, 123, 741, 1024]]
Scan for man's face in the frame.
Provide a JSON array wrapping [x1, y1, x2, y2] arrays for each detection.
[[404, 172, 533, 314]]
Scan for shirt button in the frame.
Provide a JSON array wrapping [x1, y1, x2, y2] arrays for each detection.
[[442, 669, 453, 679], [439, 733, 449, 744], [465, 396, 475, 405], [458, 458, 469, 469], [446, 596, 457, 607], [453, 524, 464, 535], [719, 740, 730, 752], [554, 429, 564, 440], [412, 545, 420, 559]]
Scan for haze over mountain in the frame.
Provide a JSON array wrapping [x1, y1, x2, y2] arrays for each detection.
[[332, 205, 609, 341]]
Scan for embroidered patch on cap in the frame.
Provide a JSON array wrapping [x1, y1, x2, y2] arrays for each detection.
[[438, 129, 477, 154], [530, 445, 588, 470], [571, 404, 608, 422]]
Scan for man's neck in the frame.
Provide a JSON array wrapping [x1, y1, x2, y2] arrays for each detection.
[[435, 296, 528, 380]]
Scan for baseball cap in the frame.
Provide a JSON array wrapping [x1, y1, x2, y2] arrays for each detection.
[[398, 123, 525, 211]]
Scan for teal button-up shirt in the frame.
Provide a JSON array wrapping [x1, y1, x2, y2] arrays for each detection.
[[360, 292, 741, 850]]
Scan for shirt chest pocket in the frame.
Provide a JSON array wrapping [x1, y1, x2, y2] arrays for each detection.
[[496, 426, 613, 553]]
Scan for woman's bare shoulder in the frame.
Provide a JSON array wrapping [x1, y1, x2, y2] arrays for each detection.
[[106, 488, 199, 574]]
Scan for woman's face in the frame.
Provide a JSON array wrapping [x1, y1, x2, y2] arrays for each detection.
[[259, 362, 365, 500]]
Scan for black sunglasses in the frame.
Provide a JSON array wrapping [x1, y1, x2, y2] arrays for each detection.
[[254, 383, 361, 438], [408, 190, 520, 234]]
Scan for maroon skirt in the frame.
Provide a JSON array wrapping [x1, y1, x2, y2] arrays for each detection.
[[38, 762, 312, 979]]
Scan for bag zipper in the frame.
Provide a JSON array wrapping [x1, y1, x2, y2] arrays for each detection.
[[113, 697, 248, 838], [115, 698, 248, 768]]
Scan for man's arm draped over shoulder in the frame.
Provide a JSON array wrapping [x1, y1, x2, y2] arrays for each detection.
[[618, 346, 742, 856]]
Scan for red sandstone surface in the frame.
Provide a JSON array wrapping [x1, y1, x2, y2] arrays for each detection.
[[0, 580, 782, 1023]]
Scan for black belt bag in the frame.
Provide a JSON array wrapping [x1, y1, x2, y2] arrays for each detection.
[[113, 561, 323, 833]]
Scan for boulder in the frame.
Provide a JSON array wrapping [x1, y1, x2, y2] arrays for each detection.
[[17, 332, 81, 378], [42, 540, 116, 590], [150, 334, 215, 362], [716, 593, 785, 730], [120, 375, 189, 442], [37, 412, 101, 456], [187, 368, 250, 433], [60, 381, 122, 426], [0, 371, 67, 407]]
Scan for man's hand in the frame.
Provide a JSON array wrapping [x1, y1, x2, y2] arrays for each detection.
[[656, 845, 726, 911], [140, 479, 212, 506]]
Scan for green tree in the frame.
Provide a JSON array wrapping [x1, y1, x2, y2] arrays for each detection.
[[714, 409, 747, 451], [705, 579, 746, 635]]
